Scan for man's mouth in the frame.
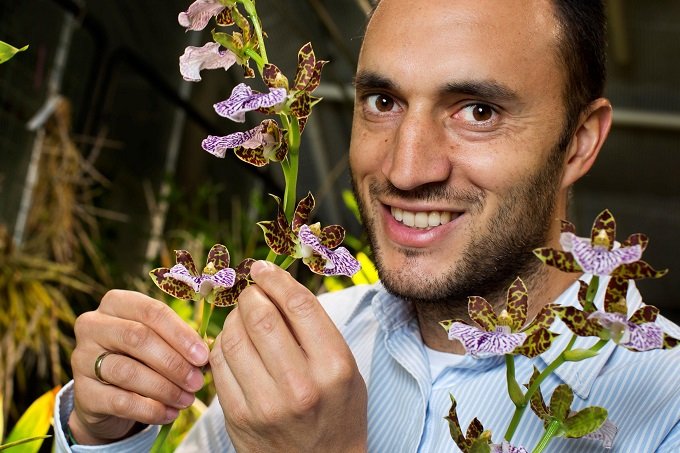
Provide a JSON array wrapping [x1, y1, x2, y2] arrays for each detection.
[[390, 206, 458, 229]]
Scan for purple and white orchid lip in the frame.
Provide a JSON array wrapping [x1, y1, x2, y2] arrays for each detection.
[[298, 224, 360, 277], [202, 121, 275, 158], [588, 311, 664, 351], [447, 322, 527, 357], [178, 0, 227, 31], [167, 263, 236, 298], [179, 42, 237, 82], [491, 442, 529, 453], [560, 231, 642, 276], [213, 83, 287, 123]]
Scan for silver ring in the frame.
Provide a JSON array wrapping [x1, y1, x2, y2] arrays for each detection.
[[94, 351, 114, 385]]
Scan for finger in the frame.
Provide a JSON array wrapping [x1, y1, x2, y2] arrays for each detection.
[[249, 261, 345, 361], [237, 284, 310, 386], [97, 290, 209, 366], [209, 329, 248, 417], [75, 351, 196, 410], [214, 307, 277, 397], [74, 376, 180, 427], [73, 312, 204, 393]]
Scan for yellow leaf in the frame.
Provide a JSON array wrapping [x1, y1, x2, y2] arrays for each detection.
[[4, 386, 60, 452]]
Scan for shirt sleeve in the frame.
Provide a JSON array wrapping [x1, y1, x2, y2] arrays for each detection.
[[53, 381, 159, 452]]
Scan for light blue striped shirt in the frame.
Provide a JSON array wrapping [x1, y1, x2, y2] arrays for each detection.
[[54, 277, 680, 452]]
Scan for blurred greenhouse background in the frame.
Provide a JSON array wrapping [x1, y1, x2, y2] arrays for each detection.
[[0, 0, 679, 440]]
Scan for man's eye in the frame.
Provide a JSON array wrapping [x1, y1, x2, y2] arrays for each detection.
[[459, 103, 497, 123], [366, 94, 397, 113]]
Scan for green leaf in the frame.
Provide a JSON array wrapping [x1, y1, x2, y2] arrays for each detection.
[[0, 436, 51, 451], [0, 41, 28, 64], [341, 190, 361, 223], [4, 387, 59, 452], [549, 384, 574, 421], [564, 406, 608, 438]]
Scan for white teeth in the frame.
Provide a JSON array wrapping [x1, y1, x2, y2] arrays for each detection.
[[390, 207, 455, 229], [414, 212, 429, 228], [402, 210, 415, 227], [428, 211, 440, 227]]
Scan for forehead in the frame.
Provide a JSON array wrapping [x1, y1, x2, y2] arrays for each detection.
[[360, 0, 564, 100]]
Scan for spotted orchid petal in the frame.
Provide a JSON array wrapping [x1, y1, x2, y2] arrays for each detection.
[[167, 264, 236, 298], [178, 0, 227, 31], [214, 258, 255, 307], [588, 311, 664, 351], [298, 224, 360, 277], [491, 442, 529, 453], [560, 232, 642, 276], [179, 42, 237, 82], [202, 119, 279, 159], [214, 83, 287, 122], [150, 246, 236, 301], [580, 417, 618, 449], [447, 322, 527, 357]]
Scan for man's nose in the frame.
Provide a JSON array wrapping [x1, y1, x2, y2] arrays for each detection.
[[381, 109, 453, 191]]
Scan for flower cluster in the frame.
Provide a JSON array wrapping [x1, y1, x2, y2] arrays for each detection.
[[148, 2, 360, 448], [440, 209, 678, 452]]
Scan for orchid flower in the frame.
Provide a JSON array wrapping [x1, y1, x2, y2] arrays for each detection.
[[555, 279, 679, 351], [202, 119, 287, 165], [178, 0, 233, 31], [446, 395, 528, 453], [214, 83, 287, 123], [441, 278, 558, 358], [179, 42, 237, 82], [259, 42, 327, 132], [528, 368, 615, 448], [150, 244, 235, 301], [298, 224, 360, 277], [257, 193, 359, 277], [490, 442, 529, 453], [534, 209, 667, 279]]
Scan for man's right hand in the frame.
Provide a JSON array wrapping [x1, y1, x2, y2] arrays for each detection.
[[68, 290, 209, 444]]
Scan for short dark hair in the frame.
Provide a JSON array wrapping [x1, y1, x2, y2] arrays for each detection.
[[552, 0, 607, 146], [365, 0, 608, 147]]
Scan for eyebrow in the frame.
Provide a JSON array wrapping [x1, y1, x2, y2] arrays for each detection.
[[353, 70, 519, 104], [353, 71, 396, 91]]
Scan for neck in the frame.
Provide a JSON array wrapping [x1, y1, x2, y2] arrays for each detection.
[[416, 265, 581, 354]]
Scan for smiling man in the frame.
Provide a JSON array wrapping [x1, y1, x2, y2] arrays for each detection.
[[54, 0, 680, 452]]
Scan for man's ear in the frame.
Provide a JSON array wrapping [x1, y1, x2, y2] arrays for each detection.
[[560, 98, 613, 189]]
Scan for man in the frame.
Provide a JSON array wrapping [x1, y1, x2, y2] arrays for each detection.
[[54, 0, 680, 451]]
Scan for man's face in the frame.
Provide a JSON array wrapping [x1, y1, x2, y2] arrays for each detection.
[[349, 0, 571, 304]]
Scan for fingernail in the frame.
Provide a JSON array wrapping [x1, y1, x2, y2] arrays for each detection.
[[186, 368, 204, 391], [165, 408, 179, 423], [250, 260, 272, 277], [177, 391, 195, 409], [189, 342, 209, 364]]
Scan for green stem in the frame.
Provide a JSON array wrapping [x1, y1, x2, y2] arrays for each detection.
[[244, 47, 264, 73], [241, 0, 268, 65], [198, 299, 213, 339], [531, 420, 563, 453], [504, 335, 577, 441], [282, 115, 301, 222], [266, 249, 278, 262], [150, 422, 172, 453], [280, 256, 297, 270], [505, 354, 524, 406]]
